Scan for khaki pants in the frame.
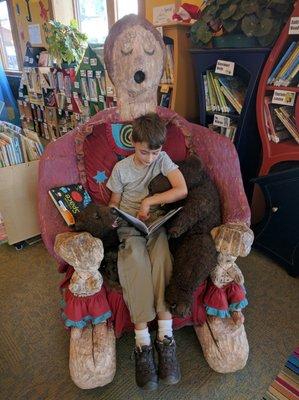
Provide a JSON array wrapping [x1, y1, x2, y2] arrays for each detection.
[[117, 225, 172, 324]]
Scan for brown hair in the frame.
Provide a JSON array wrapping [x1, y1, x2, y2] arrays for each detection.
[[104, 14, 166, 83], [132, 113, 166, 149]]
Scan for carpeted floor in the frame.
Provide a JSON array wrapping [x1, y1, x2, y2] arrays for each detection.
[[0, 242, 298, 400]]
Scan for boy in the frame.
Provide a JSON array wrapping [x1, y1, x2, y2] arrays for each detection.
[[106, 113, 188, 391]]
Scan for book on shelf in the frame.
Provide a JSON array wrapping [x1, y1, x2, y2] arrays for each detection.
[[274, 106, 299, 144], [217, 75, 245, 114], [263, 97, 291, 143], [112, 206, 183, 236], [48, 183, 92, 226], [160, 44, 174, 84], [203, 71, 245, 115], [208, 123, 237, 142], [0, 122, 45, 167], [159, 92, 172, 108], [267, 41, 299, 86]]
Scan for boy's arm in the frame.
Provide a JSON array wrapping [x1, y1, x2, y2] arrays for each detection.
[[109, 192, 122, 209], [138, 169, 188, 220]]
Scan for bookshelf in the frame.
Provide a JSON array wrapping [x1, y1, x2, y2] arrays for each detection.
[[157, 23, 197, 120], [252, 3, 299, 275], [256, 2, 299, 176], [17, 44, 114, 143], [190, 47, 270, 200]]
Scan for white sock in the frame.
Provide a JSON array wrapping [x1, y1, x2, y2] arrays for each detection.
[[135, 327, 151, 348], [158, 319, 173, 342]]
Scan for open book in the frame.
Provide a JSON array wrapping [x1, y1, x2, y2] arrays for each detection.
[[112, 206, 182, 236]]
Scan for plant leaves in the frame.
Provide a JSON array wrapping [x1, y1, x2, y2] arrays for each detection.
[[241, 14, 259, 36], [201, 3, 220, 21], [220, 4, 238, 20], [232, 8, 246, 20], [257, 21, 281, 47], [223, 18, 238, 32], [240, 0, 259, 14], [255, 17, 273, 37], [44, 19, 87, 65], [195, 21, 213, 43]]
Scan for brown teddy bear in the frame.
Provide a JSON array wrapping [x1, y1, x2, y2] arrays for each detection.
[[149, 154, 222, 317], [74, 203, 120, 288]]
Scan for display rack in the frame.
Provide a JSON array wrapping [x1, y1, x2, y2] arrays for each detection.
[[256, 2, 299, 176], [190, 47, 270, 200]]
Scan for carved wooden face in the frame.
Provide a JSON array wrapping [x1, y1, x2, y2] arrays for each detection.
[[111, 25, 164, 103]]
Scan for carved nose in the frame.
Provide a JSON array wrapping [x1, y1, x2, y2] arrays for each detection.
[[134, 70, 145, 84]]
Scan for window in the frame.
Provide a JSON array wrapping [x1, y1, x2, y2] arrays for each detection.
[[116, 0, 138, 20], [0, 1, 19, 71], [75, 0, 139, 44], [75, 0, 109, 44]]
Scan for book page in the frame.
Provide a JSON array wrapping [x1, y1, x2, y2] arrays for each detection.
[[147, 207, 182, 235], [112, 207, 149, 235], [113, 206, 183, 236]]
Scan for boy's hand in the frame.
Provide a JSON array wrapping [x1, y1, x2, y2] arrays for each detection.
[[137, 198, 150, 221]]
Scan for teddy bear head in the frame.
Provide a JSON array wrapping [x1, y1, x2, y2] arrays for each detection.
[[74, 203, 119, 248], [104, 14, 166, 121], [54, 231, 104, 274]]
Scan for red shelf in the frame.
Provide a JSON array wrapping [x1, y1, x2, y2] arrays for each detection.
[[268, 139, 299, 156], [256, 2, 299, 176], [266, 86, 299, 93]]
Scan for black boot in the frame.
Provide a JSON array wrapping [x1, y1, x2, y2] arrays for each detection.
[[134, 344, 158, 391], [155, 336, 181, 385]]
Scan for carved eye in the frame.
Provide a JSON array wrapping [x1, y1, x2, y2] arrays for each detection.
[[144, 48, 155, 56], [121, 40, 133, 56], [121, 48, 133, 56], [94, 212, 101, 220]]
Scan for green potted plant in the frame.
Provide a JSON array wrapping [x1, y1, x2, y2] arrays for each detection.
[[44, 19, 88, 67], [190, 0, 294, 48]]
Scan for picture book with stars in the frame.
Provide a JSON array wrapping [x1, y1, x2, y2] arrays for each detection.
[[49, 184, 92, 226]]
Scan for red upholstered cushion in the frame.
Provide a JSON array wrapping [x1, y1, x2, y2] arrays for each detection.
[[82, 121, 187, 204]]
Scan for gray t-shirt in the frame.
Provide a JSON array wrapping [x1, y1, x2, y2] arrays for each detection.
[[106, 151, 178, 217]]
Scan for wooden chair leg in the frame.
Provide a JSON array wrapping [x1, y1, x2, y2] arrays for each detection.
[[194, 317, 249, 373], [69, 322, 116, 389]]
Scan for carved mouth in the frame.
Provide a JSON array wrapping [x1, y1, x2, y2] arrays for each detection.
[[127, 88, 146, 98]]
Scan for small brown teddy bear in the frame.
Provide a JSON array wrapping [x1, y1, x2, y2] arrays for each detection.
[[149, 154, 222, 317], [74, 203, 120, 288]]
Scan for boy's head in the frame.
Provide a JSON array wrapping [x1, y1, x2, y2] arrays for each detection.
[[132, 113, 166, 167]]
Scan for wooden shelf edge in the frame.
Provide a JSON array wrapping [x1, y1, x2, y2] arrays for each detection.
[[266, 85, 299, 92]]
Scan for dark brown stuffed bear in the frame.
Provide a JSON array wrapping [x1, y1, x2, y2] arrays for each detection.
[[74, 204, 120, 288], [149, 154, 221, 317]]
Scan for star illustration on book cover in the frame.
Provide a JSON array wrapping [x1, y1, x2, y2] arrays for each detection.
[[93, 170, 108, 184]]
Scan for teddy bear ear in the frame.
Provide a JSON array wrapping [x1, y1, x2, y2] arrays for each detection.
[[210, 226, 219, 241]]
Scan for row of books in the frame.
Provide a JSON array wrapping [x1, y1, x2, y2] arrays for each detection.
[[203, 71, 246, 115], [0, 122, 44, 167], [267, 41, 299, 87], [159, 90, 172, 108], [264, 97, 299, 143], [208, 123, 237, 142], [160, 44, 174, 85], [18, 45, 117, 142], [18, 98, 90, 141]]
